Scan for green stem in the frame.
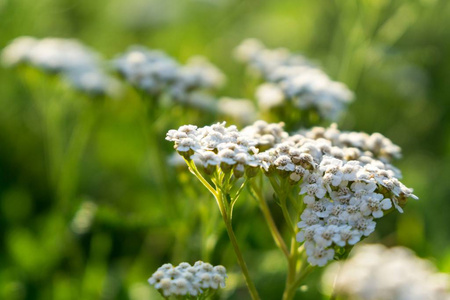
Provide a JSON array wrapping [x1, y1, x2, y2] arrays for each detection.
[[185, 159, 218, 199], [215, 189, 260, 300], [249, 179, 289, 259], [282, 265, 315, 300]]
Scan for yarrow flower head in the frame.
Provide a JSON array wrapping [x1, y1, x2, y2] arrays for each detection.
[[1, 36, 122, 97], [166, 121, 262, 178], [115, 46, 225, 107], [148, 261, 227, 298], [114, 46, 179, 95], [167, 120, 418, 267], [322, 244, 450, 300], [234, 39, 354, 122]]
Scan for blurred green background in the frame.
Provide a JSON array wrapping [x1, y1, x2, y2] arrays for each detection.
[[1, 0, 450, 299]]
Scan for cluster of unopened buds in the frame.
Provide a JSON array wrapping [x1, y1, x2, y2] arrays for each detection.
[[1, 36, 121, 97], [234, 39, 354, 121], [148, 261, 227, 299], [166, 120, 417, 267]]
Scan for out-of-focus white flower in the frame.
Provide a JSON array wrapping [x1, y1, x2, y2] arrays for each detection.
[[256, 83, 285, 110], [70, 201, 97, 235], [322, 244, 450, 300], [2, 36, 123, 97], [1, 36, 38, 66], [169, 56, 226, 103], [2, 37, 99, 72], [218, 97, 257, 124], [115, 46, 226, 104], [114, 46, 179, 95], [235, 39, 354, 121], [64, 67, 122, 97], [148, 261, 227, 297], [233, 38, 265, 63]]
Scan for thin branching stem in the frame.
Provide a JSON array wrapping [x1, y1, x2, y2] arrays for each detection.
[[249, 178, 290, 259], [215, 188, 261, 300]]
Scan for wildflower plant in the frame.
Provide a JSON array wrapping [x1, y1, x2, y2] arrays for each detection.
[[2, 33, 421, 300], [167, 120, 417, 300]]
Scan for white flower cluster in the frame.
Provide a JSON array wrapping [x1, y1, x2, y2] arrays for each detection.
[[167, 121, 417, 267], [114, 46, 179, 95], [299, 123, 402, 163], [148, 261, 227, 297], [115, 47, 225, 103], [2, 37, 98, 71], [234, 38, 312, 76], [323, 244, 450, 300], [1, 37, 122, 97], [234, 39, 354, 120], [166, 122, 261, 178]]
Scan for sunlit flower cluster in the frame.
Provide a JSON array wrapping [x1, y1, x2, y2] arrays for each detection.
[[235, 39, 354, 120], [299, 123, 402, 163], [167, 120, 417, 267], [166, 122, 261, 178], [323, 244, 450, 300], [1, 36, 121, 96], [148, 261, 227, 297], [115, 47, 225, 103]]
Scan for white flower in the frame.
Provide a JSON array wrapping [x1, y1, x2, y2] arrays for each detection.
[[1, 36, 38, 66], [351, 181, 377, 198], [314, 225, 338, 248], [332, 225, 362, 247], [341, 161, 361, 181], [306, 246, 335, 267], [176, 137, 199, 153], [297, 209, 321, 228], [360, 194, 392, 218], [309, 198, 334, 218], [256, 83, 285, 110], [191, 151, 220, 173], [297, 224, 321, 242], [274, 155, 295, 172], [354, 217, 376, 236], [300, 182, 327, 204]]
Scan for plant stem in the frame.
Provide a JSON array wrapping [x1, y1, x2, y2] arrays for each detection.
[[249, 179, 289, 259], [186, 160, 218, 198], [215, 189, 261, 300], [282, 265, 314, 300]]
